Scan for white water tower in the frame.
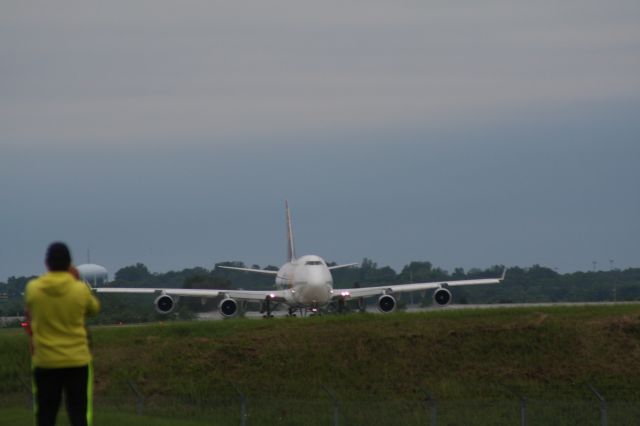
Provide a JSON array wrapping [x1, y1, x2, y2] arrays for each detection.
[[76, 264, 109, 287]]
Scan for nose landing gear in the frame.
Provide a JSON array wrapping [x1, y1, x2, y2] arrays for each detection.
[[306, 306, 321, 316]]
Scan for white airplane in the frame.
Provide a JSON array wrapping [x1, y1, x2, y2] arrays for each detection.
[[95, 202, 506, 318]]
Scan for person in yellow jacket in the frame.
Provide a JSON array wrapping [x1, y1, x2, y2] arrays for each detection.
[[25, 242, 100, 426]]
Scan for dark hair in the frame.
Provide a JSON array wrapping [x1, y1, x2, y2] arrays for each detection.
[[46, 242, 72, 271]]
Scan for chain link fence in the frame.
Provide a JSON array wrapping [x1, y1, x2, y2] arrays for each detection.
[[2, 380, 639, 425]]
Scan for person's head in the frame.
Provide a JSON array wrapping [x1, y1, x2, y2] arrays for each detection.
[[45, 242, 72, 272]]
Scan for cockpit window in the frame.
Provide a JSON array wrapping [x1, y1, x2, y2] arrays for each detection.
[[305, 261, 324, 265]]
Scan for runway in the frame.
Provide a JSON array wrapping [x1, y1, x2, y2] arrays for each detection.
[[195, 300, 639, 321]]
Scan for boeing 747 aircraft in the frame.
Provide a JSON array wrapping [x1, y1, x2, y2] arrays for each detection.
[[95, 202, 505, 318]]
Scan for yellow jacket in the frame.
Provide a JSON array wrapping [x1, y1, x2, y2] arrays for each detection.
[[25, 271, 100, 368]]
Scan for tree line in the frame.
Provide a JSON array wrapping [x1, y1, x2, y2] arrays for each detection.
[[1, 260, 639, 325]]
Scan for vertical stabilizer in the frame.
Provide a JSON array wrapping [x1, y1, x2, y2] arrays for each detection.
[[286, 200, 296, 262]]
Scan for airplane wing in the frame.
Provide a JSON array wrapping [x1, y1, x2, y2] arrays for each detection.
[[334, 269, 506, 299], [95, 287, 288, 303]]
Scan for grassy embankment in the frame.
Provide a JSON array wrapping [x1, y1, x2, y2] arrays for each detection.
[[2, 304, 640, 424]]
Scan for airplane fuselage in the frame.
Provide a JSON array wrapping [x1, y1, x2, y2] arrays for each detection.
[[276, 255, 334, 308]]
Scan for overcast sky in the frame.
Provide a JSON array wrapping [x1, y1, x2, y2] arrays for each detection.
[[1, 1, 639, 280]]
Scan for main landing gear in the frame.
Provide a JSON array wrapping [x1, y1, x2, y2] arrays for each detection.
[[358, 297, 366, 313], [260, 295, 274, 318]]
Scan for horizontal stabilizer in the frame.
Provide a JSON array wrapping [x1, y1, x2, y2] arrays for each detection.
[[217, 265, 279, 276], [328, 263, 359, 271]]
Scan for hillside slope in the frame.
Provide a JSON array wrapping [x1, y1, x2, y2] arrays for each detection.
[[2, 304, 640, 402]]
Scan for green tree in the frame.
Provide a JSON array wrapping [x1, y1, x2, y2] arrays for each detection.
[[114, 263, 151, 282]]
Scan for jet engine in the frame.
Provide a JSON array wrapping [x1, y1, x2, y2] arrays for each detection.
[[154, 294, 176, 314], [377, 294, 396, 313], [218, 298, 239, 318], [433, 288, 452, 306]]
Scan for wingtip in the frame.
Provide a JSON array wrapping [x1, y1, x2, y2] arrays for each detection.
[[501, 268, 507, 281]]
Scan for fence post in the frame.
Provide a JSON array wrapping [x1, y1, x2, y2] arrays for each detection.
[[587, 383, 607, 426], [127, 380, 144, 415], [231, 383, 247, 426], [18, 376, 33, 410], [422, 387, 437, 426], [322, 385, 340, 426], [500, 384, 526, 426]]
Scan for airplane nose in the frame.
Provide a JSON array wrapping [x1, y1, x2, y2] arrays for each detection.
[[303, 285, 330, 302], [307, 269, 327, 286]]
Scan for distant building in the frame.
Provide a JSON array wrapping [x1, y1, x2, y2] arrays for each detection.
[[76, 264, 109, 287]]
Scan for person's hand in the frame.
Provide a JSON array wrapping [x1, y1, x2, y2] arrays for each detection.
[[68, 265, 80, 280]]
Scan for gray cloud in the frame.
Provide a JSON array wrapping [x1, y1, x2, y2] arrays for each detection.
[[2, 1, 639, 147], [1, 1, 639, 279]]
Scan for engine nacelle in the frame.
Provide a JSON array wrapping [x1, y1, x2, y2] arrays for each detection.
[[433, 288, 452, 306], [154, 294, 176, 314], [218, 298, 239, 318], [377, 294, 396, 313]]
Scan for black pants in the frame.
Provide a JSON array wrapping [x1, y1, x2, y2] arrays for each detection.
[[33, 365, 92, 426]]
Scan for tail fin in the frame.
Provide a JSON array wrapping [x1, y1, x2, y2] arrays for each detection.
[[286, 200, 296, 262]]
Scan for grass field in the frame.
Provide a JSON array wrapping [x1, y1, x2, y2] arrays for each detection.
[[2, 304, 640, 424], [0, 408, 217, 426]]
